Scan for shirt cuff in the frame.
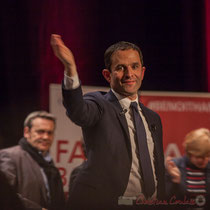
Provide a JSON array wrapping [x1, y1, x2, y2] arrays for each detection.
[[63, 73, 80, 90]]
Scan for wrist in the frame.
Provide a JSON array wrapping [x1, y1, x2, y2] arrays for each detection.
[[171, 177, 181, 184], [64, 66, 77, 77]]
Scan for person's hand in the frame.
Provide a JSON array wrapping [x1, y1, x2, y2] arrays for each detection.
[[165, 156, 181, 184], [51, 34, 77, 76]]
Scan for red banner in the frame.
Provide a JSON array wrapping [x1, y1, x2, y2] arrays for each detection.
[[141, 92, 210, 157]]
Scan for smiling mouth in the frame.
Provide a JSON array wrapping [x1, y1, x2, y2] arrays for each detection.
[[122, 80, 135, 84], [36, 139, 50, 145]]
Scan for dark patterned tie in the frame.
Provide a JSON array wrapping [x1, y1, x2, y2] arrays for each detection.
[[130, 102, 155, 198]]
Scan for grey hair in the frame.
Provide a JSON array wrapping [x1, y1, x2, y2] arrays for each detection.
[[24, 111, 56, 129]]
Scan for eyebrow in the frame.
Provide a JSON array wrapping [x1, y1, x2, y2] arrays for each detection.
[[115, 62, 140, 67]]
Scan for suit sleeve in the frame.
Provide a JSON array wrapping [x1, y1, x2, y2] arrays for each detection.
[[62, 83, 103, 127], [0, 171, 26, 210], [0, 150, 17, 187], [0, 151, 42, 210]]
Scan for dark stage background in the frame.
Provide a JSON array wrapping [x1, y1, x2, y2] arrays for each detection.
[[0, 0, 209, 148]]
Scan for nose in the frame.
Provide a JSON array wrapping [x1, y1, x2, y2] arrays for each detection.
[[124, 66, 133, 78], [42, 132, 50, 139]]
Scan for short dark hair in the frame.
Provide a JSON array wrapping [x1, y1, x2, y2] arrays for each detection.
[[24, 111, 56, 129], [104, 41, 144, 71]]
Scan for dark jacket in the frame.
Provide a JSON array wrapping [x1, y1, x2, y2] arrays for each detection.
[[0, 145, 48, 209], [0, 145, 65, 210], [63, 85, 165, 210]]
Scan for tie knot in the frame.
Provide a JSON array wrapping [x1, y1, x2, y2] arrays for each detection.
[[130, 102, 138, 111]]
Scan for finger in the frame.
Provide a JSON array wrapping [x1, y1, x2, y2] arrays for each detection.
[[166, 160, 176, 171], [51, 34, 61, 38], [166, 156, 172, 162], [165, 156, 172, 166], [51, 34, 65, 47], [168, 161, 177, 169], [50, 35, 64, 57], [51, 34, 60, 45]]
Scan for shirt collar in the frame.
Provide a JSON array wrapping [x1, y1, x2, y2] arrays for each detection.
[[38, 150, 52, 162], [111, 89, 140, 110]]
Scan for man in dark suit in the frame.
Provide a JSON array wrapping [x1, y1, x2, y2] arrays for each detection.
[[51, 34, 165, 210]]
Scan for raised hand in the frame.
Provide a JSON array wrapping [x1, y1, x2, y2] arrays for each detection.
[[165, 156, 181, 184], [51, 34, 77, 76]]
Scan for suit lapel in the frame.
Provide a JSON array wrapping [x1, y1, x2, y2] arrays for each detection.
[[105, 90, 132, 156]]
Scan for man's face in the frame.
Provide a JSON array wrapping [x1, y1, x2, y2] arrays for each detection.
[[24, 118, 55, 154], [102, 49, 145, 100], [189, 154, 210, 169]]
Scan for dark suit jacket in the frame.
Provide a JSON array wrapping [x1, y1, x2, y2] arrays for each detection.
[[63, 85, 165, 209]]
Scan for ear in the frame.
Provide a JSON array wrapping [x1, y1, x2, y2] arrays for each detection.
[[23, 127, 30, 139], [141, 66, 146, 80], [102, 69, 111, 83]]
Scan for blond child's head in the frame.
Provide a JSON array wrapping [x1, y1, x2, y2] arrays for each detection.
[[183, 128, 210, 168]]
